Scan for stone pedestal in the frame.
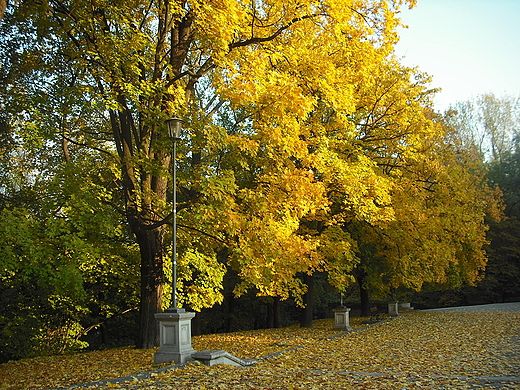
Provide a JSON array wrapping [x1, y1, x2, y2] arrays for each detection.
[[154, 308, 196, 364], [388, 301, 399, 317], [333, 306, 352, 331]]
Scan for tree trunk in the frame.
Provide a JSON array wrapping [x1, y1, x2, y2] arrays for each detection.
[[134, 225, 166, 349], [360, 283, 370, 317], [357, 271, 370, 317], [273, 297, 281, 328], [192, 312, 201, 336], [226, 295, 236, 333], [100, 322, 109, 345], [300, 273, 314, 328], [267, 300, 274, 329], [0, 0, 7, 22], [267, 297, 281, 328], [112, 103, 170, 349]]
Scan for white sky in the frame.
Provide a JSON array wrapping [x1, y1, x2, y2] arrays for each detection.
[[395, 0, 520, 112]]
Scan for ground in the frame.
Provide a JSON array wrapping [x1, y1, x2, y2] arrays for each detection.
[[1, 303, 519, 389]]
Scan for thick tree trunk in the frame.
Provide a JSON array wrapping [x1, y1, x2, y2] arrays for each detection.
[[226, 296, 236, 333], [273, 297, 281, 328], [134, 226, 166, 349], [0, 0, 7, 22], [356, 270, 370, 317], [111, 102, 170, 349], [300, 273, 314, 328], [267, 297, 282, 328], [359, 282, 370, 317]]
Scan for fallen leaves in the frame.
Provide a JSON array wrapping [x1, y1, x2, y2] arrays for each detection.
[[0, 310, 519, 389], [0, 346, 159, 390]]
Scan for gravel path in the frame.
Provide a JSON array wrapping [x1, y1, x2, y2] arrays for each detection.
[[422, 302, 520, 313]]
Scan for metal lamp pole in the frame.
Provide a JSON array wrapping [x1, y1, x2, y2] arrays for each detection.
[[165, 117, 184, 311], [154, 117, 195, 365]]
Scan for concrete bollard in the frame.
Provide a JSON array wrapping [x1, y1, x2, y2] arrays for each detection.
[[388, 301, 399, 317], [333, 306, 353, 331]]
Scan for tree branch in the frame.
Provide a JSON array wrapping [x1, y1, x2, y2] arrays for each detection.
[[177, 223, 229, 244], [229, 13, 320, 50], [62, 134, 117, 159]]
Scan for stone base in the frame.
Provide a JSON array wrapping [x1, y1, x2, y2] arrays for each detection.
[[388, 301, 399, 317], [192, 350, 257, 367], [154, 350, 195, 365], [154, 309, 196, 364], [333, 306, 353, 331]]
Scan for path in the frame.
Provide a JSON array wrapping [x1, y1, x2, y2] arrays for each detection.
[[423, 302, 520, 313], [69, 303, 520, 389]]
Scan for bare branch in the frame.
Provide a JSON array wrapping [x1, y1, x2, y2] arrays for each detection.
[[229, 13, 320, 50]]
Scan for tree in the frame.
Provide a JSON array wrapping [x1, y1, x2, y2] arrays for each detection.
[[0, 118, 141, 361], [2, 0, 418, 347], [488, 148, 520, 218], [441, 95, 520, 305], [445, 94, 520, 162], [334, 84, 502, 312], [315, 59, 440, 313], [480, 217, 520, 303], [0, 207, 86, 362]]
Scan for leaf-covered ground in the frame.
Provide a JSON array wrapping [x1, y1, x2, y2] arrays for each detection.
[[1, 308, 519, 389]]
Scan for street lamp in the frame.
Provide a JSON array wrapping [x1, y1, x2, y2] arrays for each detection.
[[154, 117, 195, 364], [166, 117, 184, 140], [166, 117, 184, 312]]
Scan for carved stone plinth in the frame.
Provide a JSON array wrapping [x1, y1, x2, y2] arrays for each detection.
[[333, 306, 352, 331], [154, 308, 196, 364], [388, 301, 399, 317]]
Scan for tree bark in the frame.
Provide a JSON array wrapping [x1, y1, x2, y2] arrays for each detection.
[[267, 300, 274, 329], [0, 0, 7, 22], [100, 322, 109, 345], [359, 282, 370, 317], [300, 273, 314, 328], [273, 297, 281, 328], [134, 225, 166, 349], [356, 269, 370, 317], [267, 297, 282, 328], [226, 296, 236, 333]]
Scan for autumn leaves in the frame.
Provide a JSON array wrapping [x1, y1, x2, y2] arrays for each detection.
[[196, 0, 498, 306], [2, 310, 519, 389], [0, 0, 501, 350]]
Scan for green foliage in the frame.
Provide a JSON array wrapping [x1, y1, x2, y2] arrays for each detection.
[[488, 149, 520, 218], [0, 207, 87, 362], [479, 218, 520, 302], [0, 198, 140, 362], [0, 115, 139, 361]]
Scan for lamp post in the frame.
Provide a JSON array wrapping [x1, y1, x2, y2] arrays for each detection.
[[165, 117, 183, 311], [154, 117, 196, 364]]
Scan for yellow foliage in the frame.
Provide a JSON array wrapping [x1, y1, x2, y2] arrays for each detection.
[[10, 0, 491, 311]]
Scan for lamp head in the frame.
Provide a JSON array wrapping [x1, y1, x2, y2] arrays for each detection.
[[165, 117, 184, 139]]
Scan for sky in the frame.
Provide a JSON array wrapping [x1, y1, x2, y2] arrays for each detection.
[[395, 0, 520, 112]]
